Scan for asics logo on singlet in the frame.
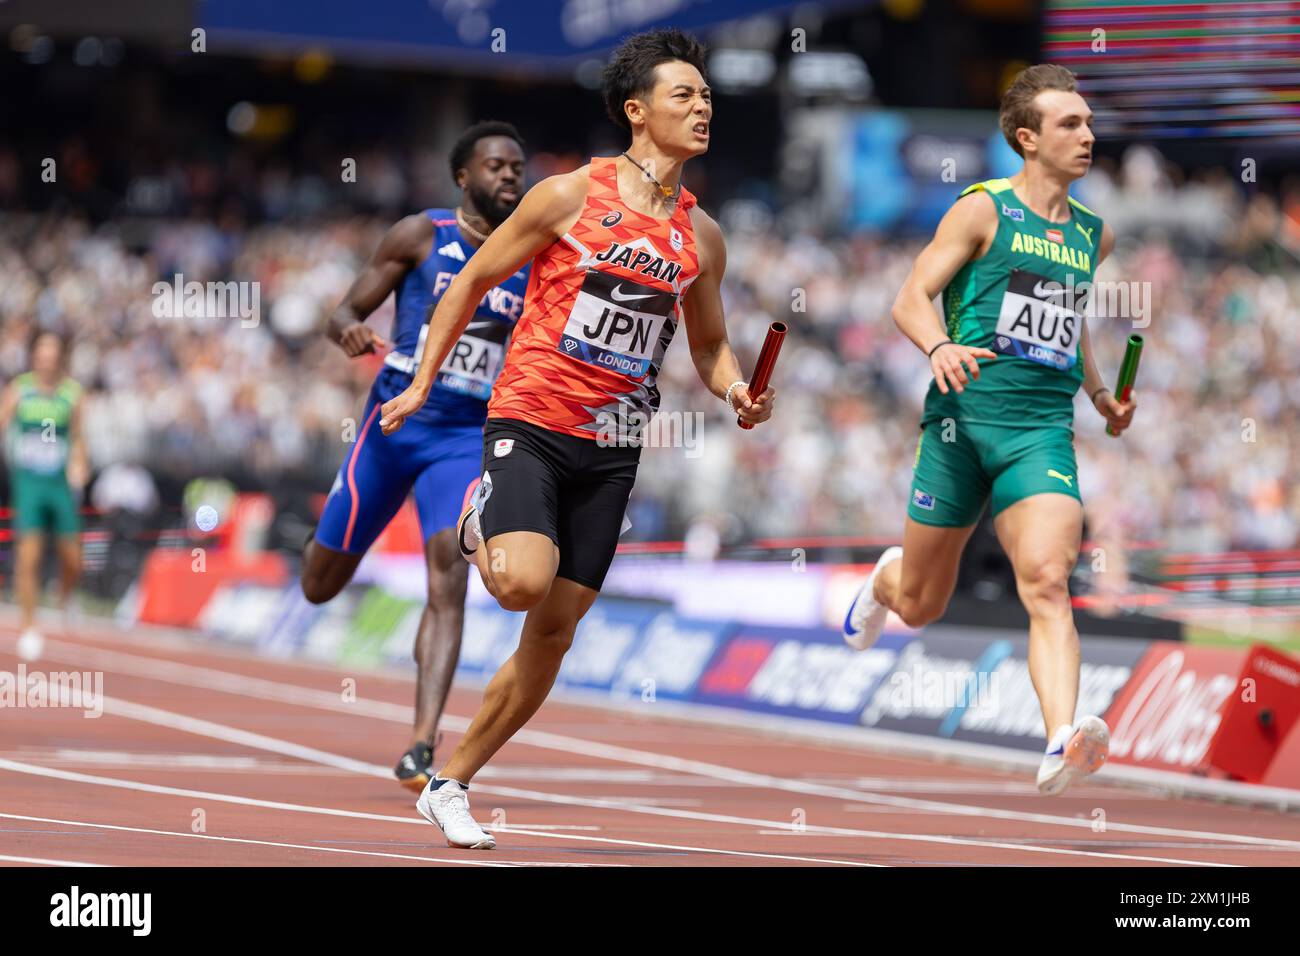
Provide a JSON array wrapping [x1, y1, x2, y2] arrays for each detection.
[[609, 284, 655, 303], [601, 212, 623, 227]]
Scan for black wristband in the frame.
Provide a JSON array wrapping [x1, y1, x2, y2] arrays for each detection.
[[927, 339, 954, 358], [1089, 386, 1110, 404]]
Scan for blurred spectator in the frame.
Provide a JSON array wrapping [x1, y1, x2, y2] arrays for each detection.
[[1, 165, 1297, 553]]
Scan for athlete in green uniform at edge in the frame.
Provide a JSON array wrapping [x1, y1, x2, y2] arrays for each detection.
[[0, 332, 88, 659], [842, 65, 1137, 795]]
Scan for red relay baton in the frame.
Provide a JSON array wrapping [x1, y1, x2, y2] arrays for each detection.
[[737, 321, 787, 430]]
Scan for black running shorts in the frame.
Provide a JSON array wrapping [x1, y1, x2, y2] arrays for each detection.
[[476, 418, 640, 591]]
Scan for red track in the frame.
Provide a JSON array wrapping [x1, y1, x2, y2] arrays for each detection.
[[3, 620, 1299, 867]]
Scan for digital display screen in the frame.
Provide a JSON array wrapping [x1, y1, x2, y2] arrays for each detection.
[[1044, 1, 1300, 140]]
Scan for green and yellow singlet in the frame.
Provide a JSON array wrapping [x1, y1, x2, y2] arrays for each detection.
[[921, 178, 1104, 432], [7, 372, 81, 478]]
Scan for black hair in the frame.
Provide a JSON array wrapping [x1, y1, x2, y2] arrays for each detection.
[[602, 28, 709, 132], [448, 120, 525, 183]]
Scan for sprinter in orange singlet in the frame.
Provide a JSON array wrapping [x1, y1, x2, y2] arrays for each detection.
[[378, 28, 774, 848]]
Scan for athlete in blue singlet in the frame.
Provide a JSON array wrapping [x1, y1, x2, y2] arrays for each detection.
[[301, 121, 529, 790]]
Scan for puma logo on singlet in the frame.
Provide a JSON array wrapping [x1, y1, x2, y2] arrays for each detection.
[[1047, 469, 1074, 487]]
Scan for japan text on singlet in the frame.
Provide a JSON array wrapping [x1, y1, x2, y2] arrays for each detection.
[[921, 178, 1104, 432], [487, 156, 701, 440]]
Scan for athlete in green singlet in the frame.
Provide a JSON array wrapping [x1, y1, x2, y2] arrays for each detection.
[[0, 332, 88, 655], [843, 65, 1137, 795]]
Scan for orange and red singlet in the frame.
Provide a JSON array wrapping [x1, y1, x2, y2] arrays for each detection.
[[487, 156, 701, 439]]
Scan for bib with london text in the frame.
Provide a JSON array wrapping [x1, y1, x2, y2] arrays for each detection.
[[413, 316, 512, 402], [991, 269, 1085, 371], [556, 269, 677, 380]]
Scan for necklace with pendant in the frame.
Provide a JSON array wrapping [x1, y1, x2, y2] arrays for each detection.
[[621, 152, 681, 203]]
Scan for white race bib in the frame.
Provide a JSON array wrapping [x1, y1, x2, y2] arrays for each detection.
[[556, 269, 678, 380], [415, 319, 510, 401], [991, 269, 1082, 371], [12, 431, 66, 473]]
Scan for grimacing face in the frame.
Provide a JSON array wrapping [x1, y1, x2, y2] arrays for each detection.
[[1023, 89, 1095, 179], [632, 59, 712, 159]]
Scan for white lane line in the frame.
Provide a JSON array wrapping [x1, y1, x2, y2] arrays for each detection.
[[2, 752, 1210, 868], [21, 635, 1300, 855], [464, 783, 1234, 867], [3, 750, 351, 775], [15, 697, 1241, 867], [0, 853, 107, 867], [0, 811, 524, 867], [0, 758, 881, 867], [491, 825, 602, 832]]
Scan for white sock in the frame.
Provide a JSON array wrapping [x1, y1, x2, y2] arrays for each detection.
[[1045, 724, 1073, 755]]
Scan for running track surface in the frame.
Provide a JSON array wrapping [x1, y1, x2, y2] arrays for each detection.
[[3, 620, 1300, 868]]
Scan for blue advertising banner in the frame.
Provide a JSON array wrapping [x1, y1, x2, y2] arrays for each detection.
[[858, 628, 1151, 752], [694, 624, 913, 725], [456, 597, 729, 702], [201, 0, 861, 65], [847, 110, 1022, 233], [225, 583, 1154, 758]]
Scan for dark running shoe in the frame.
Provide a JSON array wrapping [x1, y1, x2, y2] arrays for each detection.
[[394, 743, 435, 793]]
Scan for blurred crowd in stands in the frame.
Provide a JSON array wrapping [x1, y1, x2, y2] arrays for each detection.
[[2, 143, 1298, 554]]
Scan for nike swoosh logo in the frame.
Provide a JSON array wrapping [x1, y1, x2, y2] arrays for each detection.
[[467, 320, 493, 331], [1032, 281, 1068, 299], [610, 284, 655, 303]]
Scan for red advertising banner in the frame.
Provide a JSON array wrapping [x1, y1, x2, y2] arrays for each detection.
[[1204, 645, 1300, 783], [1104, 643, 1246, 774]]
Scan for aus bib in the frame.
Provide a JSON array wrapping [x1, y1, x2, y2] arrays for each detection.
[[991, 269, 1083, 371]]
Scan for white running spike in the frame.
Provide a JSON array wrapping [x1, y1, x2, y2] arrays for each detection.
[[416, 778, 496, 849], [843, 546, 903, 651]]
